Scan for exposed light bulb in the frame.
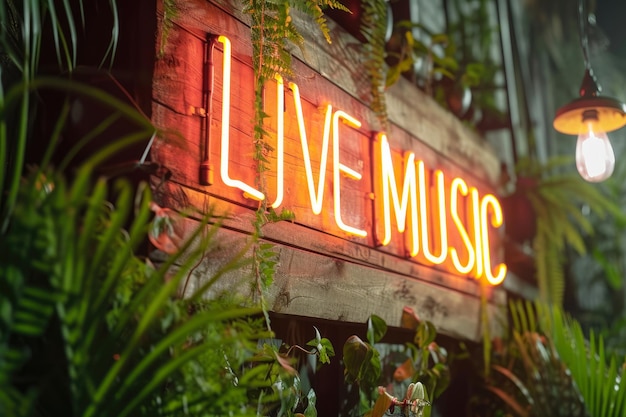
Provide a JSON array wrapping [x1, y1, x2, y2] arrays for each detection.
[[575, 123, 615, 182]]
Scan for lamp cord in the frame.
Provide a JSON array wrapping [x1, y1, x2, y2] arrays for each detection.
[[578, 0, 591, 69]]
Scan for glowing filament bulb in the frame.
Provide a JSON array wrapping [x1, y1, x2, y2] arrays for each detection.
[[576, 122, 615, 182]]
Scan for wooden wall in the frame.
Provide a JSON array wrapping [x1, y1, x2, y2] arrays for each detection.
[[151, 0, 507, 341]]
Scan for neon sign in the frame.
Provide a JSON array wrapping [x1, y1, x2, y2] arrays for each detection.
[[214, 35, 506, 285]]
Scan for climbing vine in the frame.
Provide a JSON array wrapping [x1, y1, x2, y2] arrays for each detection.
[[239, 0, 347, 308], [360, 0, 389, 131], [159, 0, 179, 57]]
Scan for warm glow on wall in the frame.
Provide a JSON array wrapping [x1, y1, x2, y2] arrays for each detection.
[[211, 35, 506, 284], [449, 178, 476, 275], [377, 133, 419, 255], [332, 110, 367, 237], [270, 74, 285, 209], [217, 35, 264, 201], [290, 81, 333, 215], [480, 194, 507, 285]]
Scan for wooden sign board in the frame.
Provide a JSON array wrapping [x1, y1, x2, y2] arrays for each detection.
[[151, 0, 507, 341]]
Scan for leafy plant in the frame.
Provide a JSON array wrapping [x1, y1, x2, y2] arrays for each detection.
[[238, 0, 347, 322], [506, 156, 623, 306], [506, 299, 626, 417], [240, 0, 348, 178], [484, 332, 589, 417], [343, 315, 386, 415], [258, 326, 335, 417], [159, 0, 179, 57], [386, 22, 482, 95], [445, 0, 503, 123], [359, 0, 389, 131], [0, 79, 278, 416], [1, 1, 334, 417], [371, 381, 430, 417], [342, 315, 450, 417]]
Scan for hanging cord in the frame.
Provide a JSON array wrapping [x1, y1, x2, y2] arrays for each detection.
[[200, 35, 217, 185], [578, 0, 591, 69]]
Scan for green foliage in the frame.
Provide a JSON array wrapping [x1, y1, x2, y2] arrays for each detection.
[[159, 0, 179, 57], [387, 25, 454, 86], [307, 326, 335, 365], [446, 0, 501, 113], [0, 140, 276, 417], [239, 0, 347, 186], [404, 321, 450, 417], [386, 0, 500, 113], [370, 381, 430, 417], [343, 315, 386, 414], [292, 1, 350, 44], [0, 2, 336, 417], [360, 0, 389, 131], [469, 300, 587, 417], [486, 332, 588, 417], [240, 0, 349, 165], [248, 326, 335, 417], [512, 156, 624, 306], [342, 316, 450, 417], [343, 317, 385, 389], [241, 0, 346, 83], [503, 300, 626, 417], [239, 0, 344, 338]]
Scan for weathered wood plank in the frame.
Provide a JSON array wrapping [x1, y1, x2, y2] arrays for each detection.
[[161, 0, 501, 183], [151, 0, 509, 340], [159, 215, 506, 341], [152, 179, 506, 304]]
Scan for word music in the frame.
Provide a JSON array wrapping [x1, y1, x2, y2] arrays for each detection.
[[214, 35, 506, 285]]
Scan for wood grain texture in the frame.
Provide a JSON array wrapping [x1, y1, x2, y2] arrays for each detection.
[[151, 0, 508, 341], [154, 212, 505, 341]]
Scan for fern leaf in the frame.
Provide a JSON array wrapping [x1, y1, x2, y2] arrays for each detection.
[[360, 0, 389, 131], [291, 0, 349, 44]]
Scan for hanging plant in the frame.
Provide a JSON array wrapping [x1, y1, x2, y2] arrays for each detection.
[[238, 0, 347, 304], [360, 0, 390, 131]]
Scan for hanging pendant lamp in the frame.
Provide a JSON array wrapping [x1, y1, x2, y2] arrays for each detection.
[[553, 0, 626, 182]]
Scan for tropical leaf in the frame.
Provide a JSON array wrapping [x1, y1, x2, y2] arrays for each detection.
[[509, 301, 626, 417], [2, 2, 334, 417]]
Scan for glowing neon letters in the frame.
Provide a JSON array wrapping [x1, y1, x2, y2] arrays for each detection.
[[214, 36, 506, 284]]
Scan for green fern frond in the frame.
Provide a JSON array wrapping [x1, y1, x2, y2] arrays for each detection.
[[533, 223, 565, 306], [241, 0, 340, 321], [532, 225, 549, 304], [159, 0, 178, 57], [515, 154, 625, 306], [360, 0, 389, 131], [291, 0, 349, 44]]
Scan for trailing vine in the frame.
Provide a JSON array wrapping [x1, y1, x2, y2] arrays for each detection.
[[360, 0, 389, 131], [239, 0, 347, 309], [159, 0, 179, 58]]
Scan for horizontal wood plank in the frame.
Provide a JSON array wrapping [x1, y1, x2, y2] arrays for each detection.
[[155, 213, 506, 341], [151, 0, 509, 341]]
